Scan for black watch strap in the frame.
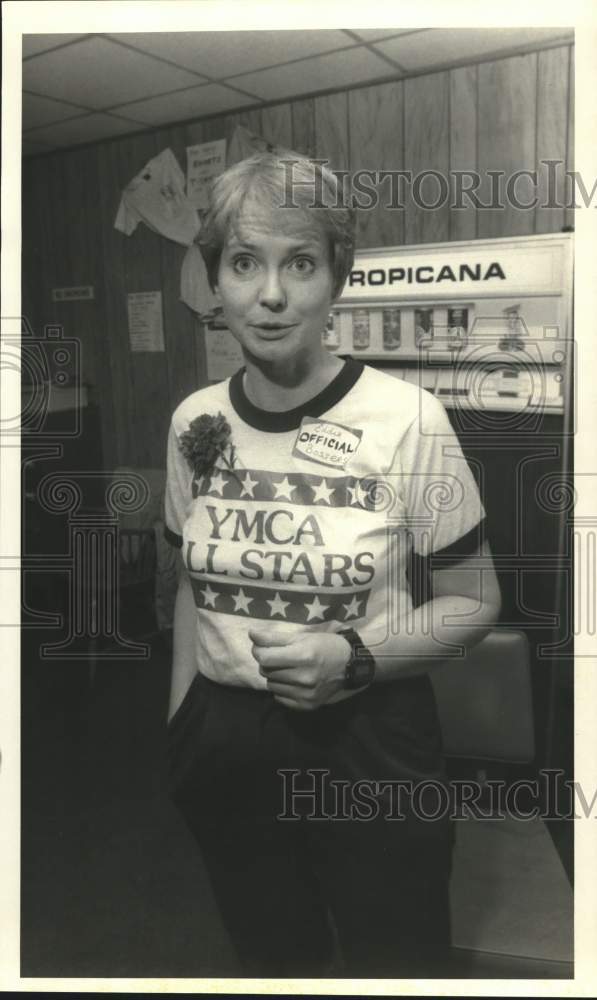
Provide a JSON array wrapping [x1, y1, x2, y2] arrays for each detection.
[[338, 628, 376, 690]]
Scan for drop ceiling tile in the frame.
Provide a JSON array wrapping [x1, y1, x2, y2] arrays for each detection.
[[22, 36, 206, 110], [108, 30, 351, 79], [23, 92, 90, 130], [373, 27, 574, 71], [24, 113, 147, 150], [22, 34, 86, 58], [349, 29, 427, 42], [116, 83, 256, 126], [230, 46, 396, 101]]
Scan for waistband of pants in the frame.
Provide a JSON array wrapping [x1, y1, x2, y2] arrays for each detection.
[[194, 668, 272, 699], [194, 665, 432, 698]]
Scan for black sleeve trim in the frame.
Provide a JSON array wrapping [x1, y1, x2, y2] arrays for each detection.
[[430, 516, 487, 565], [164, 525, 183, 549], [406, 518, 487, 609]]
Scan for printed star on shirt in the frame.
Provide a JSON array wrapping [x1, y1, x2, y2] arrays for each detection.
[[206, 471, 226, 496], [232, 588, 253, 614], [346, 483, 362, 507], [239, 472, 259, 498], [202, 584, 219, 609], [342, 595, 362, 620], [304, 595, 329, 622], [266, 592, 290, 619], [272, 476, 296, 501], [311, 477, 335, 505]]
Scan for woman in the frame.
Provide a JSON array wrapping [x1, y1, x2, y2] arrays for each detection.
[[164, 151, 501, 978]]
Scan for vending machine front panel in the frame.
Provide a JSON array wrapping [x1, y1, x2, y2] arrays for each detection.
[[327, 233, 573, 418]]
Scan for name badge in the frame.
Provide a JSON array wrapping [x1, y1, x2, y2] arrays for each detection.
[[292, 417, 363, 470]]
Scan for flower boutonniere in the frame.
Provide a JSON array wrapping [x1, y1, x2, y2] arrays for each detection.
[[179, 412, 236, 482]]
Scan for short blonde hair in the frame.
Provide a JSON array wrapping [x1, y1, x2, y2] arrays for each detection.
[[197, 152, 356, 299]]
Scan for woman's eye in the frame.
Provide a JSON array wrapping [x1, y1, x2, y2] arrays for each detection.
[[291, 257, 316, 274], [232, 255, 256, 274]]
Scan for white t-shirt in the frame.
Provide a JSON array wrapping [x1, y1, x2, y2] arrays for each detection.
[[114, 148, 199, 247], [165, 360, 485, 688]]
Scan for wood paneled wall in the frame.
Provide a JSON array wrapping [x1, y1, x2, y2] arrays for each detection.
[[22, 45, 574, 471]]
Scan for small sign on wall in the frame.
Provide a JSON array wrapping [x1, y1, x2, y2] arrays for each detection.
[[204, 326, 243, 381], [186, 139, 227, 210], [127, 291, 165, 352], [52, 285, 94, 301]]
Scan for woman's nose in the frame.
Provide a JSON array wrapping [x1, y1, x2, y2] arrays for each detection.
[[258, 269, 287, 310]]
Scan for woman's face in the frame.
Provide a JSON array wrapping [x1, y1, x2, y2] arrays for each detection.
[[214, 203, 336, 368]]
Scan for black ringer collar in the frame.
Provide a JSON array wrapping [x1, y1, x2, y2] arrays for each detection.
[[229, 358, 364, 432]]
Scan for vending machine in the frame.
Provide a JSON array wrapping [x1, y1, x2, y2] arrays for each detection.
[[326, 232, 574, 770]]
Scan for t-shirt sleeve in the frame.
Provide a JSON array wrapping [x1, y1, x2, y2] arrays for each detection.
[[163, 416, 193, 549], [393, 390, 486, 560]]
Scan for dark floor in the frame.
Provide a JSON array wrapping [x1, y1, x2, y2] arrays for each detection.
[[21, 626, 574, 981]]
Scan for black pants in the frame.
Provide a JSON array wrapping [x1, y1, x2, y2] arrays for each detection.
[[167, 671, 454, 978]]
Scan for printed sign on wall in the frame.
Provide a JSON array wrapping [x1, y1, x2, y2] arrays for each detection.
[[186, 139, 227, 210], [204, 326, 243, 381], [127, 291, 165, 352], [52, 286, 94, 302]]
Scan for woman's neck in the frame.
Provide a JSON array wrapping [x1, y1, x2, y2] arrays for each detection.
[[242, 350, 345, 412]]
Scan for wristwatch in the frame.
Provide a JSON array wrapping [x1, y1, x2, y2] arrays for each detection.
[[338, 628, 376, 690]]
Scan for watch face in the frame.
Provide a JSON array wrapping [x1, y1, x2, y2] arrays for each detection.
[[346, 654, 375, 689], [340, 629, 375, 689]]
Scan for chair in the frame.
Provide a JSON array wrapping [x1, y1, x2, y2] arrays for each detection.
[[85, 468, 178, 686], [430, 628, 535, 765], [117, 526, 159, 638], [110, 466, 180, 639], [431, 631, 573, 973]]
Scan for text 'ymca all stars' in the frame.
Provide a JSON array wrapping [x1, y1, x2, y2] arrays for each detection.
[[183, 498, 376, 589]]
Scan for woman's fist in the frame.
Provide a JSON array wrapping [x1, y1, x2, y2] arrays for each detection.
[[249, 628, 364, 710]]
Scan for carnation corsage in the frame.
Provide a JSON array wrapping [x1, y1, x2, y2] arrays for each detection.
[[178, 412, 236, 495]]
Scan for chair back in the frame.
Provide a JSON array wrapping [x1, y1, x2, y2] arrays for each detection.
[[430, 629, 535, 763]]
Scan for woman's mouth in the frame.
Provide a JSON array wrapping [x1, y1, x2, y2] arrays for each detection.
[[250, 323, 296, 338]]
